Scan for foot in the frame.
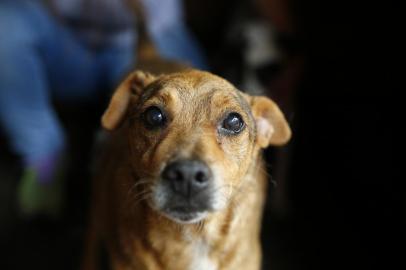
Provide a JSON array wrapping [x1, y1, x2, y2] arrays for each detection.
[[17, 154, 66, 219]]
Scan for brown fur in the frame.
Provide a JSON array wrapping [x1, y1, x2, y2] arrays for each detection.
[[82, 69, 291, 270]]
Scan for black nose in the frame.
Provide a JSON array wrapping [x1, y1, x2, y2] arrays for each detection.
[[162, 160, 211, 197]]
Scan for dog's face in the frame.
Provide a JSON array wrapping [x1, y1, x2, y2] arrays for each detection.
[[102, 70, 291, 224]]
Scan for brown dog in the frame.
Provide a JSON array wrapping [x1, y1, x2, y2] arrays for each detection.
[[82, 69, 291, 270]]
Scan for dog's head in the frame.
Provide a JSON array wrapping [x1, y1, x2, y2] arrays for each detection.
[[102, 70, 291, 224]]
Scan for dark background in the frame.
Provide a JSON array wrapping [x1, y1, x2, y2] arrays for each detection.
[[0, 0, 401, 269]]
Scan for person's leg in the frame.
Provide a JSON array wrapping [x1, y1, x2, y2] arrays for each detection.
[[140, 0, 208, 70], [41, 31, 103, 102], [0, 1, 67, 216], [98, 31, 137, 91], [0, 1, 103, 165], [0, 1, 101, 217], [150, 22, 208, 70], [0, 1, 66, 172]]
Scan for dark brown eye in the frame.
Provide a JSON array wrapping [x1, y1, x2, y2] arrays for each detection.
[[142, 106, 166, 129], [221, 112, 245, 135]]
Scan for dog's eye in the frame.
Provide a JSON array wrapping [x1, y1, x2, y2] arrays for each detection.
[[221, 112, 245, 134], [142, 106, 166, 129]]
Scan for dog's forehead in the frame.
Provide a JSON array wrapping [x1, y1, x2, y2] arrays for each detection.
[[161, 71, 234, 94], [144, 71, 247, 108]]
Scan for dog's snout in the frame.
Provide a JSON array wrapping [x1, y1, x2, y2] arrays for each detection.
[[162, 160, 211, 196]]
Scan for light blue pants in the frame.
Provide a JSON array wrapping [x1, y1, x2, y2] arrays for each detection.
[[0, 0, 207, 166]]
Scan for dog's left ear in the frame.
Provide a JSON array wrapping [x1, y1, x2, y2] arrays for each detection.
[[102, 70, 156, 131], [247, 95, 292, 147]]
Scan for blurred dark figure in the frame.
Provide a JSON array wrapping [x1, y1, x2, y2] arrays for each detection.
[[0, 0, 206, 218]]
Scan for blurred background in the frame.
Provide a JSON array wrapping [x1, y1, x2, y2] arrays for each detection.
[[0, 0, 400, 269]]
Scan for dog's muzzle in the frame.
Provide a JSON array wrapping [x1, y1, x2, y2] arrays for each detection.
[[157, 159, 214, 223]]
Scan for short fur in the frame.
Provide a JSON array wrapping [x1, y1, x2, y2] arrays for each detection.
[[82, 69, 291, 270]]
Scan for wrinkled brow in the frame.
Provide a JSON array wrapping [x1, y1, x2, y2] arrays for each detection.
[[139, 81, 166, 103]]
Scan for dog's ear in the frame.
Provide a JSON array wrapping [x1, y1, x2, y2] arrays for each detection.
[[101, 70, 156, 131], [247, 95, 291, 147]]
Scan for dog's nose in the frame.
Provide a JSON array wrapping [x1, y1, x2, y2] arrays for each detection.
[[162, 160, 211, 197]]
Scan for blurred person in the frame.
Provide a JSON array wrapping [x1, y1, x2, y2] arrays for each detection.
[[0, 0, 207, 217]]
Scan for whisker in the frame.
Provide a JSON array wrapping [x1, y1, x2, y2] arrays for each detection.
[[131, 193, 151, 207], [126, 179, 150, 197]]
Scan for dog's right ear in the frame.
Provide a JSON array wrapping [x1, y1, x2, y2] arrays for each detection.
[[101, 71, 156, 131]]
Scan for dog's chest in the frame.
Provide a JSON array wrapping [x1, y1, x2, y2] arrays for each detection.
[[189, 240, 217, 270]]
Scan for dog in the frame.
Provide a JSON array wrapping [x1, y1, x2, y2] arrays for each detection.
[[82, 69, 291, 270]]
